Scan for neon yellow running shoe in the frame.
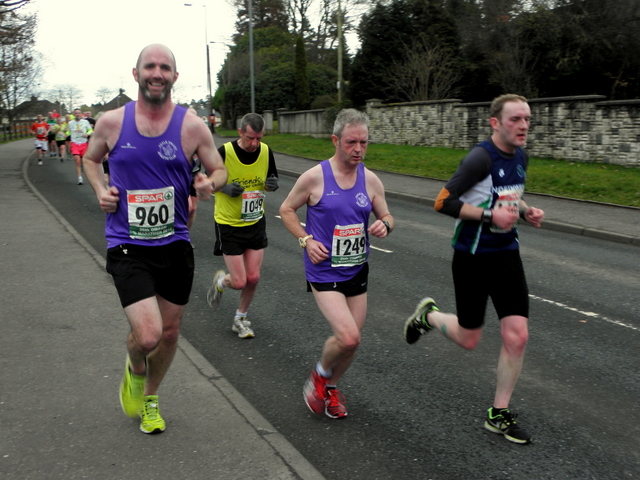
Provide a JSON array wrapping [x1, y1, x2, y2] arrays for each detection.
[[119, 356, 145, 418], [140, 395, 166, 434]]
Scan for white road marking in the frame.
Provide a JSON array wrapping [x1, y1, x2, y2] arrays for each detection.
[[529, 294, 638, 331], [278, 217, 633, 329]]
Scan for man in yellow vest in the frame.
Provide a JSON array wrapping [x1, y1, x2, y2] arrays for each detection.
[[207, 113, 279, 338]]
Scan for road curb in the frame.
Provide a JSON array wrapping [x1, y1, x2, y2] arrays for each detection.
[[23, 153, 327, 480], [178, 340, 326, 480]]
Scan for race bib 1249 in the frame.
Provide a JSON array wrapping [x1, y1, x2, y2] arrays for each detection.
[[331, 223, 367, 267]]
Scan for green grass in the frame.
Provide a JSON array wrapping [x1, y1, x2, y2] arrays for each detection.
[[217, 131, 640, 208]]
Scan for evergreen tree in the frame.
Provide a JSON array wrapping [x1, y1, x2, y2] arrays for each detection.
[[294, 36, 311, 109]]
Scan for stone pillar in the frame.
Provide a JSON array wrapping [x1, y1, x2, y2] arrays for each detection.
[[263, 110, 273, 134], [365, 98, 383, 115]]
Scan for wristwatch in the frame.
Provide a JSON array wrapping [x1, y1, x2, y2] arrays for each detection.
[[298, 234, 313, 248], [381, 219, 391, 234]]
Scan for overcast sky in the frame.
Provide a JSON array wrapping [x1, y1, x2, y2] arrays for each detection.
[[27, 0, 237, 107]]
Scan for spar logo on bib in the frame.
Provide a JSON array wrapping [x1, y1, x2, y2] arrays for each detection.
[[157, 140, 178, 161]]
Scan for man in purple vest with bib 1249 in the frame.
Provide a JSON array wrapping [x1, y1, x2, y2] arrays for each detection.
[[280, 109, 394, 420]]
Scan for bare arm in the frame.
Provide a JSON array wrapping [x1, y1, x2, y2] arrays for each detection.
[[279, 168, 316, 239], [519, 200, 545, 228], [83, 110, 122, 212], [454, 203, 518, 231], [365, 169, 394, 238], [455, 198, 545, 230], [182, 115, 227, 199], [279, 166, 329, 264]]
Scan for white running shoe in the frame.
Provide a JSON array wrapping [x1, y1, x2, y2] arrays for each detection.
[[206, 270, 226, 309], [77, 176, 83, 185], [232, 316, 254, 339]]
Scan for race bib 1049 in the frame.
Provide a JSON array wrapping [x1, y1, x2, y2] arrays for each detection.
[[241, 190, 265, 222]]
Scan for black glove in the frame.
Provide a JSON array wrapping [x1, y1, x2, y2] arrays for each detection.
[[221, 182, 244, 197], [265, 175, 279, 192]]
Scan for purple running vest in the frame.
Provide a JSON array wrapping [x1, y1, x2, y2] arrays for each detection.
[[105, 102, 191, 248], [304, 160, 372, 283]]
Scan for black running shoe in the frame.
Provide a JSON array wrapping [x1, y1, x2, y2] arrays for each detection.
[[403, 297, 438, 344], [484, 408, 532, 444]]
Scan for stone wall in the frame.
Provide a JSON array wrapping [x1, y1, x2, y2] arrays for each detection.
[[366, 95, 640, 166], [276, 96, 640, 166], [278, 108, 329, 138]]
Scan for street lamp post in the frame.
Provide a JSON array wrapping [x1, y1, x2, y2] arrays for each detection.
[[210, 41, 232, 87], [184, 3, 213, 120]]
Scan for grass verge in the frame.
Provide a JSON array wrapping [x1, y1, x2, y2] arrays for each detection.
[[217, 130, 640, 208]]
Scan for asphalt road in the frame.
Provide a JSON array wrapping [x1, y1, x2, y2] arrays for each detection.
[[29, 155, 639, 480]]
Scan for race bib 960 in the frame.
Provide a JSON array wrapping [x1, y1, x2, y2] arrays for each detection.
[[127, 187, 175, 239]]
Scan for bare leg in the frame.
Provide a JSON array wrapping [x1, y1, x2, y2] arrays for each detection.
[[74, 155, 82, 178], [187, 196, 198, 230], [427, 309, 483, 350], [123, 295, 184, 395], [493, 315, 528, 408], [223, 249, 264, 313], [124, 297, 162, 375], [312, 289, 367, 385]]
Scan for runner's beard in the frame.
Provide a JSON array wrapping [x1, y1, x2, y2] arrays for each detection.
[[140, 83, 172, 105]]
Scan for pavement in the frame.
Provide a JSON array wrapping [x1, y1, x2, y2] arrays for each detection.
[[0, 139, 324, 480], [0, 137, 638, 480]]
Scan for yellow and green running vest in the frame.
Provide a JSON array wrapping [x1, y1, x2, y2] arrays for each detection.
[[214, 142, 270, 227]]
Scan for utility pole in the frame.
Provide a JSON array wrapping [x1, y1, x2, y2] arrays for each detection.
[[184, 3, 213, 118], [337, 0, 343, 104]]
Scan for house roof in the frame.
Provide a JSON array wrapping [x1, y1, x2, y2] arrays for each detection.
[[13, 97, 64, 120], [12, 92, 134, 120], [97, 93, 134, 114]]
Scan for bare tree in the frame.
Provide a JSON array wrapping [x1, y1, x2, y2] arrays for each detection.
[[233, 0, 289, 34], [0, 0, 31, 21], [305, 0, 367, 67], [51, 84, 83, 113], [486, 32, 539, 98], [95, 87, 114, 105], [47, 85, 67, 112], [0, 6, 41, 121], [390, 38, 463, 101], [286, 0, 314, 37], [313, 0, 364, 52]]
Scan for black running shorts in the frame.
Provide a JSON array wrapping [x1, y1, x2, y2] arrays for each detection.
[[214, 216, 268, 256], [307, 263, 369, 297], [452, 249, 529, 329], [106, 240, 194, 308]]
